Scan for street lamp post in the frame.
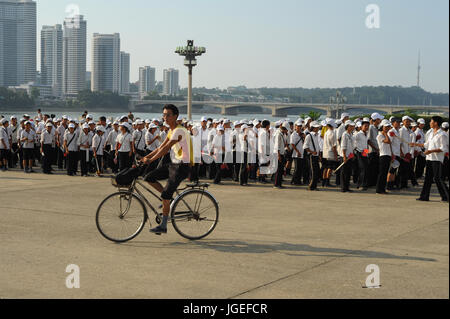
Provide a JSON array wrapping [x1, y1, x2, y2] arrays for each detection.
[[175, 40, 206, 120], [329, 91, 347, 118]]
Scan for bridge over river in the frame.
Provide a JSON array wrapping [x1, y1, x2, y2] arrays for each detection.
[[130, 100, 448, 118]]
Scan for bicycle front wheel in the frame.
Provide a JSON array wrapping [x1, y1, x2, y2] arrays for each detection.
[[96, 191, 147, 243], [170, 189, 219, 240]]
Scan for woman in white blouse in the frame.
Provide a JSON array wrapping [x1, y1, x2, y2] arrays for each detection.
[[115, 122, 135, 172]]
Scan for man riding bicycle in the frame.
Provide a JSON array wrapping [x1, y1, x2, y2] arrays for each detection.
[[140, 104, 193, 235]]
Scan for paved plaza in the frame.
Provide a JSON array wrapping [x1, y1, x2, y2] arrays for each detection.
[[0, 169, 448, 299]]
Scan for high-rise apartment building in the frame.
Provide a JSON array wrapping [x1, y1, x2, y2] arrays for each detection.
[[163, 68, 179, 96], [0, 0, 37, 87], [139, 66, 156, 99], [120, 51, 130, 94], [63, 14, 87, 97], [91, 33, 120, 93], [41, 24, 63, 97]]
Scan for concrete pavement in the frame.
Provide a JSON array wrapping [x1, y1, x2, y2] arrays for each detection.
[[0, 169, 448, 299]]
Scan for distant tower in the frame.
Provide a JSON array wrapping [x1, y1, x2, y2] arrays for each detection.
[[416, 50, 421, 88]]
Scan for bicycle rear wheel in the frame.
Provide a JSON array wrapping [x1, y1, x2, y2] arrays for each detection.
[[96, 191, 147, 243], [170, 189, 219, 240]]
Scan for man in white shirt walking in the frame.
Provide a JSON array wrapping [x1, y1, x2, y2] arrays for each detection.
[[412, 116, 449, 202]]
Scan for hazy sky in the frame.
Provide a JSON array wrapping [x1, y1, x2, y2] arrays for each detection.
[[37, 0, 449, 92]]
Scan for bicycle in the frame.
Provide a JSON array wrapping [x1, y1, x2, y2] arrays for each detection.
[[95, 169, 220, 243]]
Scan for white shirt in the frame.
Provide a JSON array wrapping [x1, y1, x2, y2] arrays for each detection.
[[415, 128, 426, 157], [238, 130, 249, 153], [424, 129, 448, 163], [64, 131, 78, 152], [92, 134, 105, 156], [199, 127, 209, 153], [133, 129, 146, 151], [290, 131, 303, 158], [273, 129, 286, 155], [258, 128, 270, 158], [207, 128, 216, 153], [304, 131, 320, 156], [354, 130, 369, 152], [388, 128, 402, 157], [340, 131, 355, 158], [145, 130, 157, 151], [106, 129, 119, 150], [323, 129, 337, 160], [212, 133, 225, 156], [9, 124, 18, 144], [78, 130, 93, 150], [56, 125, 67, 146], [0, 127, 10, 149], [377, 133, 392, 157], [399, 126, 412, 155], [116, 132, 133, 153], [21, 130, 36, 149], [40, 129, 54, 145]]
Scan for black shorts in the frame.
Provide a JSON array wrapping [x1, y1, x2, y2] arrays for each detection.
[[144, 163, 190, 200], [23, 148, 34, 161], [285, 150, 293, 161], [0, 149, 9, 160], [324, 159, 339, 169]]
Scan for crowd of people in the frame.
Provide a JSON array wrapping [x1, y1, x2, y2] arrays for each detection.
[[0, 107, 449, 202]]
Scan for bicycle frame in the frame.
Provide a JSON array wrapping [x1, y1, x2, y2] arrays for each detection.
[[117, 178, 213, 223]]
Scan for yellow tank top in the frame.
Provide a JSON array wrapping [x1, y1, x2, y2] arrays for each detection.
[[167, 125, 194, 165]]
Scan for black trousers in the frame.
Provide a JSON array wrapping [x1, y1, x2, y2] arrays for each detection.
[[335, 158, 342, 186], [368, 152, 379, 187], [303, 153, 311, 184], [206, 161, 216, 180], [8, 143, 19, 167], [198, 160, 207, 178], [80, 150, 90, 175], [352, 157, 359, 184], [274, 155, 286, 187], [18, 146, 24, 169], [34, 145, 41, 164], [443, 157, 449, 181], [376, 155, 391, 193], [239, 152, 248, 185], [94, 155, 103, 173], [190, 163, 199, 182], [67, 151, 78, 175], [214, 154, 225, 184], [51, 146, 57, 166], [399, 157, 410, 188], [415, 155, 426, 179], [118, 152, 132, 172], [356, 152, 369, 189], [108, 151, 119, 173], [309, 156, 320, 190], [232, 151, 239, 182], [42, 144, 52, 173], [340, 159, 353, 191], [57, 147, 66, 169], [249, 154, 258, 180], [291, 157, 303, 184], [419, 161, 449, 201]]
